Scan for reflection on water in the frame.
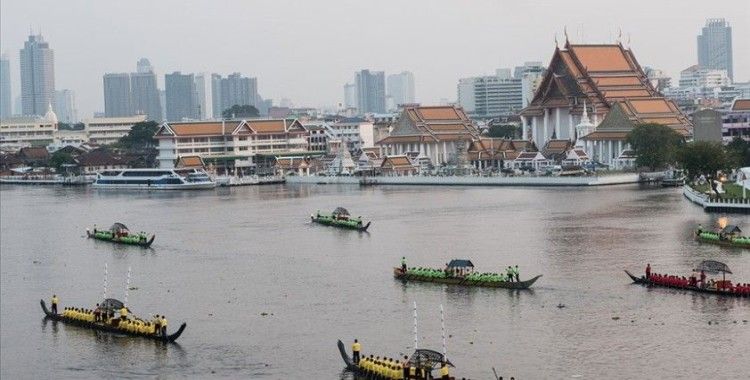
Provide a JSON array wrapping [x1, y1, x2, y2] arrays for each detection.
[[2, 184, 749, 378]]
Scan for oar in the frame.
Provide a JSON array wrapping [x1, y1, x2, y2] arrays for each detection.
[[492, 367, 500, 380]]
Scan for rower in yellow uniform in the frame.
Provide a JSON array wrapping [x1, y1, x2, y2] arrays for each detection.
[[51, 295, 59, 314], [352, 339, 361, 364], [120, 306, 128, 321], [440, 361, 450, 380], [161, 316, 168, 337]]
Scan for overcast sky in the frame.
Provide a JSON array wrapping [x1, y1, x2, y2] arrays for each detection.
[[1, 0, 748, 118]]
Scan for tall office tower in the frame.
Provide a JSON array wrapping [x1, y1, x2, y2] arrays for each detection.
[[221, 73, 257, 111], [386, 71, 415, 110], [343, 83, 357, 110], [697, 18, 733, 81], [19, 34, 56, 116], [0, 55, 11, 119], [211, 73, 223, 118], [355, 69, 386, 114], [165, 72, 196, 121], [55, 89, 77, 123], [514, 62, 546, 107], [130, 59, 161, 121], [194, 73, 213, 120], [103, 73, 133, 117]]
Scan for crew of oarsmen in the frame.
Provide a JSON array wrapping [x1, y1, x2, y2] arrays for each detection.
[[55, 296, 169, 337], [354, 339, 459, 380]]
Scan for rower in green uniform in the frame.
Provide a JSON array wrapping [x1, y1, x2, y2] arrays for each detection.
[[51, 295, 59, 314]]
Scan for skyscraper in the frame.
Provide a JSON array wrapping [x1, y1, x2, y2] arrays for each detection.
[[386, 71, 415, 110], [697, 18, 733, 81], [130, 59, 162, 122], [355, 70, 385, 114], [211, 74, 223, 119], [0, 55, 11, 119], [210, 73, 259, 117], [194, 73, 213, 120], [457, 68, 522, 119], [19, 34, 56, 116], [103, 73, 132, 117], [55, 89, 77, 123], [343, 83, 357, 110], [165, 72, 196, 121]]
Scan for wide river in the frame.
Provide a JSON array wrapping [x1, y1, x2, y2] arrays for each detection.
[[1, 184, 748, 379]]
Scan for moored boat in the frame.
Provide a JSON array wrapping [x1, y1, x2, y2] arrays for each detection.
[[694, 224, 750, 249], [394, 259, 541, 289], [87, 222, 155, 247], [92, 168, 216, 190], [338, 339, 458, 379], [311, 207, 370, 231], [40, 298, 186, 342], [625, 261, 750, 298]]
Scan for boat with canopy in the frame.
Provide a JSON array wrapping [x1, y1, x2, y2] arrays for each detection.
[[394, 259, 541, 289], [87, 222, 155, 247], [40, 297, 186, 342], [694, 224, 750, 249], [338, 340, 457, 379], [311, 207, 371, 231], [625, 260, 749, 297]]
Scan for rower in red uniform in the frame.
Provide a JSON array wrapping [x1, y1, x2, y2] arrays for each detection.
[[700, 270, 706, 287], [645, 264, 651, 279]]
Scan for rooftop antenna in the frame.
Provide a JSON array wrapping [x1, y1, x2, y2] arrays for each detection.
[[413, 301, 419, 350]]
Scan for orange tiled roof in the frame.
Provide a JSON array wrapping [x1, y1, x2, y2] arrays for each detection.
[[567, 45, 633, 72], [416, 106, 463, 121], [381, 155, 414, 169], [628, 99, 674, 114], [593, 76, 643, 86], [169, 122, 231, 136], [246, 120, 287, 133], [731, 99, 750, 111]]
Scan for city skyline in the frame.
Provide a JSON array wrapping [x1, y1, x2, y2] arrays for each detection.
[[0, 1, 748, 119]]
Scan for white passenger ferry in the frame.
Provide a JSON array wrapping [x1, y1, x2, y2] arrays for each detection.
[[92, 168, 216, 190]]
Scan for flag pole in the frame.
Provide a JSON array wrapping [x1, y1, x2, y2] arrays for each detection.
[[102, 263, 108, 300], [440, 304, 447, 360], [124, 266, 131, 305], [413, 301, 418, 350]]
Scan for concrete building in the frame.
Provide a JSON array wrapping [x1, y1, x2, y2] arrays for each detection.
[[387, 71, 415, 110], [54, 89, 77, 123], [458, 68, 522, 119], [515, 62, 546, 108], [301, 122, 329, 153], [210, 73, 259, 118], [692, 108, 723, 142], [678, 65, 730, 88], [130, 65, 162, 121], [103, 73, 132, 117], [194, 73, 213, 120], [84, 115, 148, 145], [154, 119, 309, 170], [698, 18, 733, 81], [722, 99, 750, 142], [521, 41, 692, 167], [19, 34, 56, 116], [0, 104, 57, 147], [355, 70, 386, 114], [0, 55, 11, 119], [327, 117, 374, 153], [165, 72, 197, 121], [377, 105, 478, 166], [344, 83, 357, 110]]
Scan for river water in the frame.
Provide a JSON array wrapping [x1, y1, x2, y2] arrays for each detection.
[[1, 184, 748, 379]]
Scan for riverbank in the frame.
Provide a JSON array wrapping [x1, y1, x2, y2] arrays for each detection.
[[286, 173, 641, 187], [683, 185, 750, 213]]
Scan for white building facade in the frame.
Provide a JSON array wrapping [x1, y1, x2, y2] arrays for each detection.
[[85, 115, 148, 145]]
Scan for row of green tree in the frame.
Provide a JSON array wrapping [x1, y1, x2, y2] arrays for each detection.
[[627, 123, 750, 178]]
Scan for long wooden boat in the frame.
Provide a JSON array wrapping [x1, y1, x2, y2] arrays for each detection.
[[338, 340, 457, 379], [311, 212, 370, 231], [624, 270, 749, 298], [694, 231, 750, 249], [86, 222, 155, 247], [40, 300, 186, 342], [394, 268, 541, 289]]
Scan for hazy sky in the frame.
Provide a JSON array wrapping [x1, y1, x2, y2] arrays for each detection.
[[1, 0, 748, 118]]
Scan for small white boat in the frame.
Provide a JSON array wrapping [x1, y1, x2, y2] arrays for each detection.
[[92, 168, 216, 190]]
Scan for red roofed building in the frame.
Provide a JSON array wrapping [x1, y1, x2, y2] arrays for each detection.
[[155, 119, 309, 171], [521, 40, 692, 167], [377, 105, 478, 166], [722, 99, 750, 142]]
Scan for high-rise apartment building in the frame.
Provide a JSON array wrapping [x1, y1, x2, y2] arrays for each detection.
[[210, 72, 259, 118], [343, 83, 357, 110], [0, 55, 11, 119], [697, 18, 733, 81], [55, 89, 77, 123], [103, 73, 132, 117], [19, 34, 56, 116], [194, 73, 213, 120], [355, 70, 385, 114], [678, 65, 730, 88], [458, 68, 522, 119], [136, 58, 153, 74], [386, 71, 415, 110], [165, 72, 196, 121], [515, 62, 545, 108]]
